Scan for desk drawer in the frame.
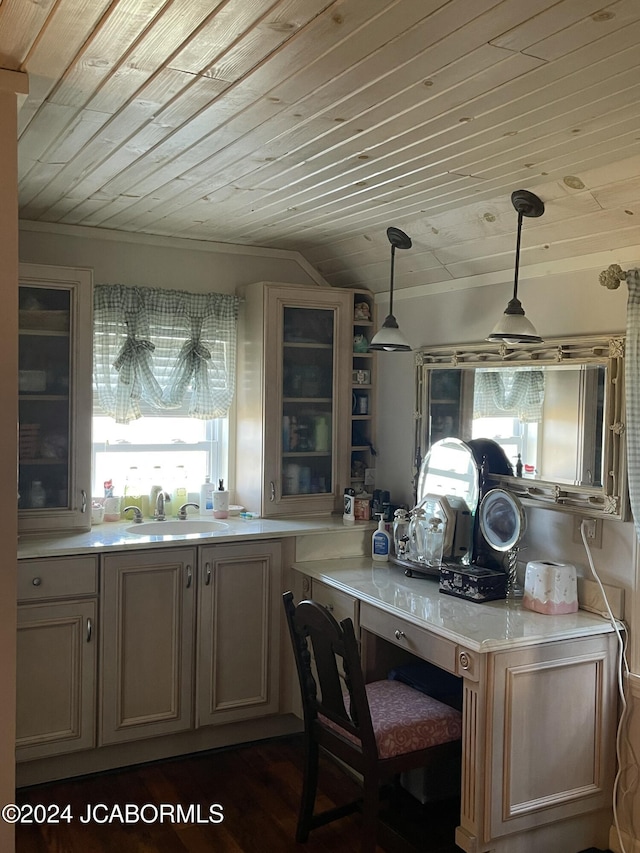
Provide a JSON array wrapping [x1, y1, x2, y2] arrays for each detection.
[[360, 602, 457, 674], [18, 556, 98, 602], [311, 580, 359, 631]]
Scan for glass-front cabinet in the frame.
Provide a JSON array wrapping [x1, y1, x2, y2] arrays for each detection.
[[237, 283, 352, 517], [281, 305, 336, 499], [18, 264, 93, 534]]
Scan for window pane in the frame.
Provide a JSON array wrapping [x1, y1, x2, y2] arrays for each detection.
[[92, 415, 225, 500]]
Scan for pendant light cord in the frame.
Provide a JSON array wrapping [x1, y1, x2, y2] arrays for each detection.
[[513, 211, 524, 302], [388, 244, 396, 316]]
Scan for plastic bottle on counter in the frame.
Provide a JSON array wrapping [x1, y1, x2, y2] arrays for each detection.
[[371, 513, 390, 562], [123, 466, 147, 517], [200, 476, 214, 515], [343, 488, 355, 524], [171, 464, 188, 507]]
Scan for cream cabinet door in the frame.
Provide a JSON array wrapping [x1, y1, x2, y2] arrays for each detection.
[[100, 548, 196, 745], [237, 282, 352, 518], [17, 598, 97, 760], [18, 263, 93, 534], [197, 541, 282, 727], [486, 633, 617, 842]]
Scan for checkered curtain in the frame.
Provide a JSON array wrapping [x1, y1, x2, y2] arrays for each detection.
[[473, 369, 545, 422], [94, 285, 239, 424], [625, 270, 640, 537]]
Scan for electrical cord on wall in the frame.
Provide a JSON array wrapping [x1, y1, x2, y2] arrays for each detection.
[[580, 520, 638, 853]]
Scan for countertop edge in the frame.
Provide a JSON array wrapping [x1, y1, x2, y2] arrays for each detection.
[[291, 557, 617, 654]]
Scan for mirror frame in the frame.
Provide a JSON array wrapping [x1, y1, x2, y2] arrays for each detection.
[[414, 334, 628, 521]]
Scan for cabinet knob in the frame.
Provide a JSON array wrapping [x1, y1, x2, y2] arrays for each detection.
[[186, 565, 192, 588], [32, 577, 42, 587], [394, 629, 406, 641], [86, 618, 92, 643], [205, 563, 211, 586], [269, 481, 275, 501]]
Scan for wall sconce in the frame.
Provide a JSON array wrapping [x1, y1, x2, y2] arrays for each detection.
[[487, 190, 544, 344], [370, 226, 412, 352]]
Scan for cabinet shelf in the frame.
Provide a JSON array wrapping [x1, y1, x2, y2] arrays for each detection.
[[19, 394, 70, 402], [19, 329, 70, 338], [352, 351, 374, 359], [283, 341, 333, 349], [283, 397, 332, 404], [20, 458, 67, 466], [283, 451, 332, 458]]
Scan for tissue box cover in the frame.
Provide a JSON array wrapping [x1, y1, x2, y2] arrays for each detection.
[[523, 561, 578, 615], [439, 564, 507, 602]]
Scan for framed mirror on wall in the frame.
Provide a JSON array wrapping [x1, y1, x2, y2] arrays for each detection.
[[414, 335, 628, 520]]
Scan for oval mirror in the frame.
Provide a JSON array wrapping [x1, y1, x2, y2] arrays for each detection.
[[417, 437, 480, 513]]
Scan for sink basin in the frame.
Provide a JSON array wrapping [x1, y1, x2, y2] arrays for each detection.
[[126, 520, 229, 535]]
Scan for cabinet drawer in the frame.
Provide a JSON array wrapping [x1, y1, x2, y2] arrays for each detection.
[[18, 556, 98, 601], [359, 602, 457, 674], [311, 580, 359, 630]]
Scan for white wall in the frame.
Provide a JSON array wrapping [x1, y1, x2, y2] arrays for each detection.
[[19, 222, 323, 293], [375, 267, 635, 597]]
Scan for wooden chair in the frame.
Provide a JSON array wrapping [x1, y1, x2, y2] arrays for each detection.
[[283, 591, 463, 852]]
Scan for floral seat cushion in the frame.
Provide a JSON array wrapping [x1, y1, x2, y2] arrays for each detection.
[[320, 678, 462, 759]]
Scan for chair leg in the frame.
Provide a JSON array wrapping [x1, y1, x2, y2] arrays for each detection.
[[360, 773, 380, 853], [296, 735, 319, 843]]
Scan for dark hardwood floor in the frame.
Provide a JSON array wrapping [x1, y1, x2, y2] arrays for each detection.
[[15, 735, 461, 852]]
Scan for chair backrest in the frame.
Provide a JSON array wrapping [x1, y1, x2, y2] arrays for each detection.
[[283, 591, 377, 754]]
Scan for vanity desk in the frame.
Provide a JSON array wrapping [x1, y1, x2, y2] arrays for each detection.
[[291, 556, 619, 853]]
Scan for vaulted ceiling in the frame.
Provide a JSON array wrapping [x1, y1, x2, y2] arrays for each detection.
[[3, 0, 640, 293]]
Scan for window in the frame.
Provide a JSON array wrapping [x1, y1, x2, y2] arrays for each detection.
[[92, 284, 238, 503], [91, 414, 227, 500]]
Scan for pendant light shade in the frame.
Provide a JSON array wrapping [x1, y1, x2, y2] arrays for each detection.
[[370, 226, 412, 352], [487, 190, 544, 345]]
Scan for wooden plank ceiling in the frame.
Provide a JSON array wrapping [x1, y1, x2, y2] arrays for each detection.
[[3, 0, 640, 293]]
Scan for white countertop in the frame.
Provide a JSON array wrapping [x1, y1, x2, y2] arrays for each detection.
[[291, 556, 617, 653], [18, 515, 373, 559]]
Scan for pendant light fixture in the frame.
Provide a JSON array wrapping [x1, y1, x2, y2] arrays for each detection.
[[487, 190, 544, 345], [370, 226, 412, 352]]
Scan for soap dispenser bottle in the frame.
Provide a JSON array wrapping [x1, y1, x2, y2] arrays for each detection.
[[371, 513, 390, 562], [213, 479, 229, 519]]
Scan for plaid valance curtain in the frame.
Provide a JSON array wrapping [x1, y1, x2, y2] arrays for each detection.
[[473, 368, 545, 423], [93, 285, 239, 424]]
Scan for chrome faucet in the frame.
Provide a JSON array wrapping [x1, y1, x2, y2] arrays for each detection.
[[177, 502, 199, 520], [123, 505, 143, 522], [154, 491, 170, 521]]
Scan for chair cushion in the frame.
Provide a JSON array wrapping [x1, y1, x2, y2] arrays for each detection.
[[321, 679, 462, 759]]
